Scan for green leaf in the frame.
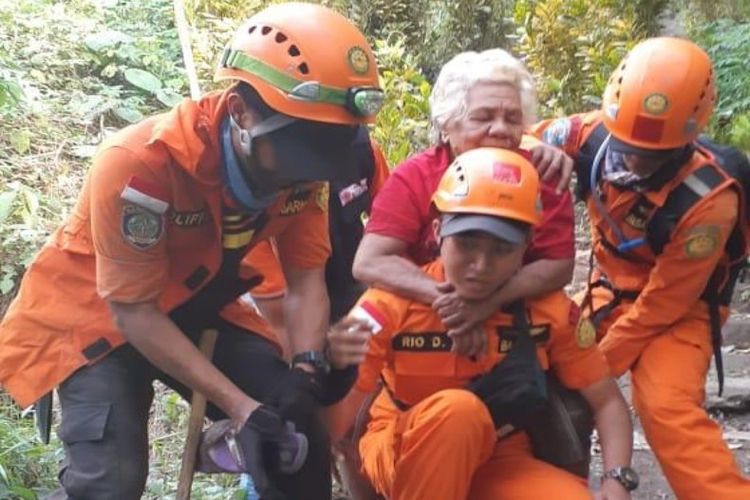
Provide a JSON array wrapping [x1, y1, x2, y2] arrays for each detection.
[[123, 68, 162, 93], [114, 106, 144, 124], [155, 88, 183, 108], [84, 30, 133, 52], [0, 191, 18, 224], [0, 273, 15, 295], [10, 129, 31, 154]]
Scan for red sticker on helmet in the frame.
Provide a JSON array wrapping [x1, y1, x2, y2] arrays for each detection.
[[630, 115, 665, 144], [492, 162, 521, 185]]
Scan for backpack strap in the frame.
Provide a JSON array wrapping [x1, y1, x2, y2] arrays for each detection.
[[573, 122, 609, 200], [645, 161, 741, 396], [646, 164, 725, 255], [326, 126, 376, 321]]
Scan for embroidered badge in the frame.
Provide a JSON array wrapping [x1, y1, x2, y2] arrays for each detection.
[[347, 46, 370, 75], [684, 225, 720, 259], [643, 93, 669, 115], [349, 300, 386, 334], [541, 118, 572, 148], [316, 183, 330, 212], [120, 176, 169, 215], [338, 178, 369, 207], [121, 204, 163, 249], [575, 317, 597, 349]]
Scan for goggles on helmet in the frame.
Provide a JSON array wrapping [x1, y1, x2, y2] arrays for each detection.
[[220, 48, 385, 118]]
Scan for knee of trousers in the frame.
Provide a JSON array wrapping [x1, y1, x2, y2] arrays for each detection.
[[632, 383, 695, 435], [409, 389, 495, 444]]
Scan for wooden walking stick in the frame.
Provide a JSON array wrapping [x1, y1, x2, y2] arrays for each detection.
[[176, 328, 218, 500]]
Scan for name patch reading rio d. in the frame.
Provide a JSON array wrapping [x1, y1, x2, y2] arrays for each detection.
[[392, 332, 452, 352]]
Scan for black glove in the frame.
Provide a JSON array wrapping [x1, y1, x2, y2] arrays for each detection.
[[468, 328, 548, 428], [234, 405, 298, 500], [268, 367, 323, 421], [319, 364, 358, 406]]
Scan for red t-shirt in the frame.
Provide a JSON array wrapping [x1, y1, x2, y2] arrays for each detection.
[[366, 145, 575, 265]]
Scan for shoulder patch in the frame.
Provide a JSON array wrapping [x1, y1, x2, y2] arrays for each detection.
[[120, 176, 169, 215], [121, 204, 163, 249], [541, 118, 572, 148], [684, 225, 720, 259], [349, 300, 386, 334], [338, 178, 369, 207], [575, 317, 597, 348]]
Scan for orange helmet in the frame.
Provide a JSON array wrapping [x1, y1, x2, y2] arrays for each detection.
[[602, 37, 715, 151], [433, 148, 542, 227], [215, 3, 383, 125]]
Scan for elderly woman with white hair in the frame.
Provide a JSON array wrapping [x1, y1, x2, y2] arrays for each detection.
[[353, 48, 576, 356]]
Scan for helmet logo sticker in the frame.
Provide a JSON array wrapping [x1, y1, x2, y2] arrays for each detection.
[[347, 46, 370, 75], [492, 162, 521, 185], [643, 93, 669, 115]]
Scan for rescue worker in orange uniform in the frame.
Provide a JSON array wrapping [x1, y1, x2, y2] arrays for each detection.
[[244, 131, 390, 359], [533, 37, 750, 499], [0, 4, 384, 498], [326, 148, 635, 500]]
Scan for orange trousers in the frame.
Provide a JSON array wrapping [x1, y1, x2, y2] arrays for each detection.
[[587, 286, 750, 500], [359, 389, 590, 500]]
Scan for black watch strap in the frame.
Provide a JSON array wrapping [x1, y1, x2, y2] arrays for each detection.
[[602, 466, 639, 491], [292, 351, 330, 373]]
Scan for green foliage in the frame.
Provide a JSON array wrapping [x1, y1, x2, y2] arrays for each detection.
[[371, 37, 431, 167], [513, 0, 646, 115], [0, 178, 58, 298], [689, 19, 750, 150], [0, 394, 60, 498]]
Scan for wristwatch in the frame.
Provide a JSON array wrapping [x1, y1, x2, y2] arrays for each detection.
[[602, 466, 639, 491], [292, 351, 330, 375]]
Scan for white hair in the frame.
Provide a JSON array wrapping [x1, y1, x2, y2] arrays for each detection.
[[429, 49, 538, 144]]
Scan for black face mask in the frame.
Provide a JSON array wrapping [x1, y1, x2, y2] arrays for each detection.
[[258, 119, 360, 185]]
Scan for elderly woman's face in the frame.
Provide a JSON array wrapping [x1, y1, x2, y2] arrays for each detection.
[[443, 81, 524, 157]]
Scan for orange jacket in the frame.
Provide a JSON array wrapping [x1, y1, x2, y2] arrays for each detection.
[[351, 261, 610, 421], [0, 91, 330, 408], [532, 111, 740, 374]]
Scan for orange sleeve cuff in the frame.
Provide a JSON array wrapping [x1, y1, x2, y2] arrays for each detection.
[[96, 254, 167, 303]]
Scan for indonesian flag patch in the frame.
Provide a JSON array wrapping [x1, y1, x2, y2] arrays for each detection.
[[349, 300, 386, 334], [121, 176, 169, 215]]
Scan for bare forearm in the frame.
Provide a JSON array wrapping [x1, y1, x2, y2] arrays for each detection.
[[284, 266, 330, 355], [585, 379, 633, 471], [353, 254, 438, 304], [285, 287, 329, 354], [110, 302, 257, 422], [493, 258, 574, 306]]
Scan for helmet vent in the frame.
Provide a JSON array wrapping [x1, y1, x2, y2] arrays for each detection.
[[288, 45, 300, 57], [275, 32, 288, 43], [615, 91, 621, 99], [261, 26, 272, 35], [248, 25, 257, 34], [298, 62, 309, 74]]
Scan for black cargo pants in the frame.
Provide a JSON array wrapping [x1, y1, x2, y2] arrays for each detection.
[[50, 321, 330, 499]]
